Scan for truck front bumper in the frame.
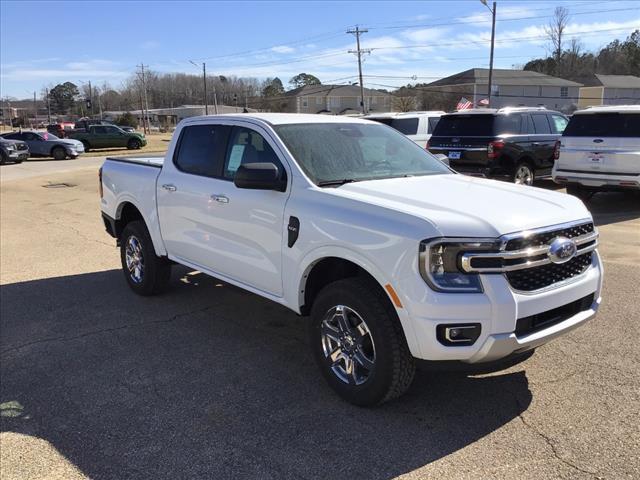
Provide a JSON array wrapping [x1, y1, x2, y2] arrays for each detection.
[[398, 250, 603, 363]]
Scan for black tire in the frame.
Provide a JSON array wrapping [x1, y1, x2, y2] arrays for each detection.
[[52, 146, 67, 160], [513, 161, 535, 186], [120, 220, 171, 296], [81, 140, 91, 152], [309, 277, 415, 406], [566, 184, 595, 201], [127, 138, 141, 150], [0, 152, 7, 165]]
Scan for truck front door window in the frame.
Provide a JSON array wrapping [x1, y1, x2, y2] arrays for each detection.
[[223, 127, 285, 181]]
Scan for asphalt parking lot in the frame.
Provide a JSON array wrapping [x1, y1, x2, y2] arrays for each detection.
[[1, 158, 639, 480]]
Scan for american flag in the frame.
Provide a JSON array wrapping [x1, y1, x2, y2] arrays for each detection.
[[456, 97, 473, 110]]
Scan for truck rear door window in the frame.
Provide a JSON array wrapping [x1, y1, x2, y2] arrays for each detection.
[[563, 113, 640, 137], [431, 115, 495, 136], [427, 117, 440, 134], [174, 124, 230, 177]]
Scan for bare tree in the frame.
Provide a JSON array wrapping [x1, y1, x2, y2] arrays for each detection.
[[545, 6, 570, 75], [393, 96, 416, 112]]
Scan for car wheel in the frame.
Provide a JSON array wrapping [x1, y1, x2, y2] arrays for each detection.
[[52, 146, 67, 160], [513, 162, 534, 186], [120, 220, 171, 296], [0, 152, 7, 165], [127, 138, 141, 150], [81, 140, 91, 152], [309, 277, 415, 406], [566, 184, 595, 201]]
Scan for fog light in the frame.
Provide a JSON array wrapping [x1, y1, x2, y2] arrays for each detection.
[[437, 323, 481, 346]]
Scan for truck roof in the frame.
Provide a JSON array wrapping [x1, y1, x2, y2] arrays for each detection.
[[184, 113, 374, 126]]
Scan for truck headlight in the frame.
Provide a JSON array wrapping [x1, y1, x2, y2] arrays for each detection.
[[419, 239, 499, 293]]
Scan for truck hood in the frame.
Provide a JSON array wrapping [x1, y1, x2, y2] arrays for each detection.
[[328, 173, 591, 238]]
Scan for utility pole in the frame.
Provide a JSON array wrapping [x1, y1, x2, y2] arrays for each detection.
[[45, 88, 51, 124], [190, 61, 216, 115], [33, 91, 37, 127], [347, 26, 371, 114], [481, 0, 497, 107], [137, 63, 151, 133], [88, 80, 93, 116]]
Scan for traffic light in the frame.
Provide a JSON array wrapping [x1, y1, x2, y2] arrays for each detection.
[[86, 98, 92, 109]]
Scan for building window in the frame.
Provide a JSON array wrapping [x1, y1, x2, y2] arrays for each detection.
[[330, 97, 340, 109], [302, 98, 308, 107], [316, 96, 323, 105], [538, 86, 543, 97], [560, 87, 568, 98]]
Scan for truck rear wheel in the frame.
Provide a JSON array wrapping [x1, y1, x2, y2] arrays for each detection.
[[513, 162, 534, 185], [309, 277, 415, 406], [120, 220, 171, 295]]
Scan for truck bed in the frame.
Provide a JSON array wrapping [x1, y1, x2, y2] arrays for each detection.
[[105, 156, 164, 168]]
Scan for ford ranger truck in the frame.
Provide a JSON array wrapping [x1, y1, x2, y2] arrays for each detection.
[[99, 114, 603, 406]]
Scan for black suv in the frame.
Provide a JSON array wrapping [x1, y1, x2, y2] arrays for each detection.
[[427, 107, 569, 185]]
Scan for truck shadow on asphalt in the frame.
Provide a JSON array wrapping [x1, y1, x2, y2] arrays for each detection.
[[1, 268, 532, 480]]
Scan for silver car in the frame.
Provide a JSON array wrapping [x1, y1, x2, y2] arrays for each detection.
[[1, 131, 85, 160]]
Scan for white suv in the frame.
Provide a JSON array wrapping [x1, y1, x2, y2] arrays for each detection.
[[553, 105, 640, 198], [365, 111, 445, 148]]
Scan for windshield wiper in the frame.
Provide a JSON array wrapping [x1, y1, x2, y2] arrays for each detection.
[[317, 179, 358, 187]]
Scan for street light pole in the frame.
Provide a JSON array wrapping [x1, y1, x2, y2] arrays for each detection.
[[481, 0, 497, 107]]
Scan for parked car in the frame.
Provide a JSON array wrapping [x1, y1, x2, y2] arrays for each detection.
[[69, 125, 146, 151], [99, 113, 602, 406], [428, 107, 569, 185], [553, 105, 640, 199], [365, 111, 445, 148], [0, 137, 29, 164], [73, 119, 114, 131], [1, 130, 84, 160]]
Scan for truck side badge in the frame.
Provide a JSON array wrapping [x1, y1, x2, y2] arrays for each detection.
[[288, 216, 300, 248]]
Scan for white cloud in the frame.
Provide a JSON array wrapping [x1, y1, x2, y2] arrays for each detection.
[[0, 59, 128, 81], [401, 26, 450, 43], [460, 5, 535, 26], [271, 45, 295, 54]]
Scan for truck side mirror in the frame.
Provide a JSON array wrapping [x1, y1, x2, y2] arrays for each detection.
[[234, 162, 286, 192]]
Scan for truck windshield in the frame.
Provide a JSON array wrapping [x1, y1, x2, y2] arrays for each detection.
[[274, 123, 451, 185]]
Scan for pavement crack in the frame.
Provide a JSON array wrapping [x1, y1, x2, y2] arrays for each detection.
[[513, 394, 600, 479], [0, 304, 217, 358]]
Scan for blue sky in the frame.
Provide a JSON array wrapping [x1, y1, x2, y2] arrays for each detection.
[[1, 0, 638, 99]]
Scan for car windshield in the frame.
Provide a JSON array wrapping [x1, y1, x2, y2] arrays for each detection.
[[274, 122, 451, 185]]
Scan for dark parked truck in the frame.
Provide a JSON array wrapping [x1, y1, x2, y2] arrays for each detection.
[[69, 125, 146, 151], [428, 107, 569, 185], [0, 137, 29, 164]]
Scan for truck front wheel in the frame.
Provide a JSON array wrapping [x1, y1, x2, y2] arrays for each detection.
[[309, 277, 415, 406], [120, 220, 171, 295]]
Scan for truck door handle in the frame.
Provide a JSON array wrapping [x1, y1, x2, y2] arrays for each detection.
[[162, 184, 177, 192], [211, 194, 229, 204]]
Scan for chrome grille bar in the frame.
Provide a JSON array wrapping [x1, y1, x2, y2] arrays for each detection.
[[460, 230, 598, 273]]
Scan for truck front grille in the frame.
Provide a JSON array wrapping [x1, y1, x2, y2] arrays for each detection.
[[460, 220, 597, 292], [515, 293, 595, 337], [506, 252, 593, 291]]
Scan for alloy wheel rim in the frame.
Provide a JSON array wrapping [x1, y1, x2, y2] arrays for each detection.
[[515, 166, 533, 185], [321, 305, 376, 386], [125, 235, 144, 283]]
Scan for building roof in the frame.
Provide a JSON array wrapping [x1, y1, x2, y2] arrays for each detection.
[[285, 84, 391, 97], [184, 113, 376, 126], [427, 68, 582, 87], [593, 74, 640, 88]]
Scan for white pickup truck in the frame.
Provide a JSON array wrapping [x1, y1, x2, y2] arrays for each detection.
[[100, 113, 603, 406]]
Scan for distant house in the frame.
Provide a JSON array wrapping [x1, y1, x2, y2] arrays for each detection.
[[424, 68, 582, 112], [577, 74, 640, 108], [283, 84, 392, 114]]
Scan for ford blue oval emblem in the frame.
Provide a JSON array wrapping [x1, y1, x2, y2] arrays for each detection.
[[548, 237, 577, 264]]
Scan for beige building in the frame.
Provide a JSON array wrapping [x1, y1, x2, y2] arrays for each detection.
[[284, 84, 392, 114], [577, 75, 640, 108], [425, 69, 582, 112]]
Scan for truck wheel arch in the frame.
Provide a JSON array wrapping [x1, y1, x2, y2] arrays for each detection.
[[115, 201, 144, 239], [299, 256, 395, 316]]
